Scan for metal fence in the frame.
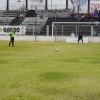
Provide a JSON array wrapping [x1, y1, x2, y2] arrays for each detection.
[[31, 22, 100, 37], [52, 22, 100, 37]]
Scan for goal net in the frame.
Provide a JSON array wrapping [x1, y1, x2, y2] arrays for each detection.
[[52, 22, 100, 42]]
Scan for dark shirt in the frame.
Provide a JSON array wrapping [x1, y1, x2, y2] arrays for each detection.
[[78, 32, 83, 37]]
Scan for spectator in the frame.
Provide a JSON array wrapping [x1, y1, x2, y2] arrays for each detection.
[[98, 10, 100, 22], [98, 31, 100, 36], [40, 13, 43, 19], [93, 29, 97, 36], [20, 13, 25, 20], [78, 14, 82, 22], [93, 10, 98, 21], [16, 13, 20, 19], [90, 18, 94, 22], [71, 31, 75, 37], [35, 8, 38, 17], [75, 13, 79, 21], [81, 13, 86, 19], [70, 13, 75, 18], [89, 12, 94, 22], [94, 8, 98, 14], [51, 12, 56, 20]]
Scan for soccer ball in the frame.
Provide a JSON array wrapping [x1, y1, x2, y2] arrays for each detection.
[[55, 49, 58, 52]]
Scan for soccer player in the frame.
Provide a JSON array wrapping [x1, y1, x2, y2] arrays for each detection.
[[78, 30, 84, 43], [9, 29, 15, 47]]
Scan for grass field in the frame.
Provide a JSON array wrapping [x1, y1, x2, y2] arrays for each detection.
[[0, 41, 100, 100]]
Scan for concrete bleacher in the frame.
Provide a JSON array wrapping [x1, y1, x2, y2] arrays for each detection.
[[39, 17, 93, 36], [1, 10, 26, 17], [41, 12, 70, 18], [0, 10, 26, 25], [9, 18, 23, 25], [40, 17, 78, 36], [25, 10, 37, 17], [0, 17, 14, 25], [22, 17, 48, 35], [0, 9, 98, 37], [22, 17, 48, 24]]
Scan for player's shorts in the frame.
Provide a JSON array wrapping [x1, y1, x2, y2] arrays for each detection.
[[78, 36, 82, 40], [10, 37, 14, 42]]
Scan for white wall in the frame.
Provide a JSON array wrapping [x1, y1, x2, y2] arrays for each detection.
[[0, 36, 100, 43]]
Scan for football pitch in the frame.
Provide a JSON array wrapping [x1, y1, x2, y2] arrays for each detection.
[[0, 41, 100, 100]]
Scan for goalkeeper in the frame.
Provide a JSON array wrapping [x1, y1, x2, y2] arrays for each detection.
[[77, 30, 84, 43], [9, 29, 15, 47]]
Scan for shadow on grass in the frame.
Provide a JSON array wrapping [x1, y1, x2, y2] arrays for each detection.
[[39, 71, 77, 82]]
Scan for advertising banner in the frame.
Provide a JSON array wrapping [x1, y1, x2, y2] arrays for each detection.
[[76, 0, 86, 5], [90, 1, 100, 12], [69, 0, 100, 13], [70, 0, 86, 5], [0, 26, 26, 35]]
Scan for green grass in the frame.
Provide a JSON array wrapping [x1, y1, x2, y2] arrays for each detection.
[[0, 41, 100, 100]]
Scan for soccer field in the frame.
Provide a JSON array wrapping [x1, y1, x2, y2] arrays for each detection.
[[0, 41, 100, 100]]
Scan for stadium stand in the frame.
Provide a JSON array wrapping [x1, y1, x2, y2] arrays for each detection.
[[39, 17, 77, 35], [0, 17, 14, 25], [22, 17, 48, 35], [9, 18, 23, 25], [25, 10, 37, 17], [1, 10, 26, 17], [0, 10, 26, 26], [0, 8, 99, 36]]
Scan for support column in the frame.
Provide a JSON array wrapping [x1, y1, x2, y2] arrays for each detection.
[[91, 25, 93, 37], [66, 0, 68, 9], [47, 25, 49, 36], [45, 0, 48, 11], [26, 0, 28, 10], [7, 0, 9, 10], [88, 0, 90, 15]]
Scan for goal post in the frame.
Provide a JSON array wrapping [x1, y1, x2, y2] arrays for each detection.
[[52, 22, 100, 42]]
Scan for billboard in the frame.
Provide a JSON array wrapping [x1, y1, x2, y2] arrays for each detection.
[[76, 0, 86, 5], [90, 1, 100, 12], [0, 26, 26, 35], [69, 0, 100, 13], [70, 0, 86, 5]]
